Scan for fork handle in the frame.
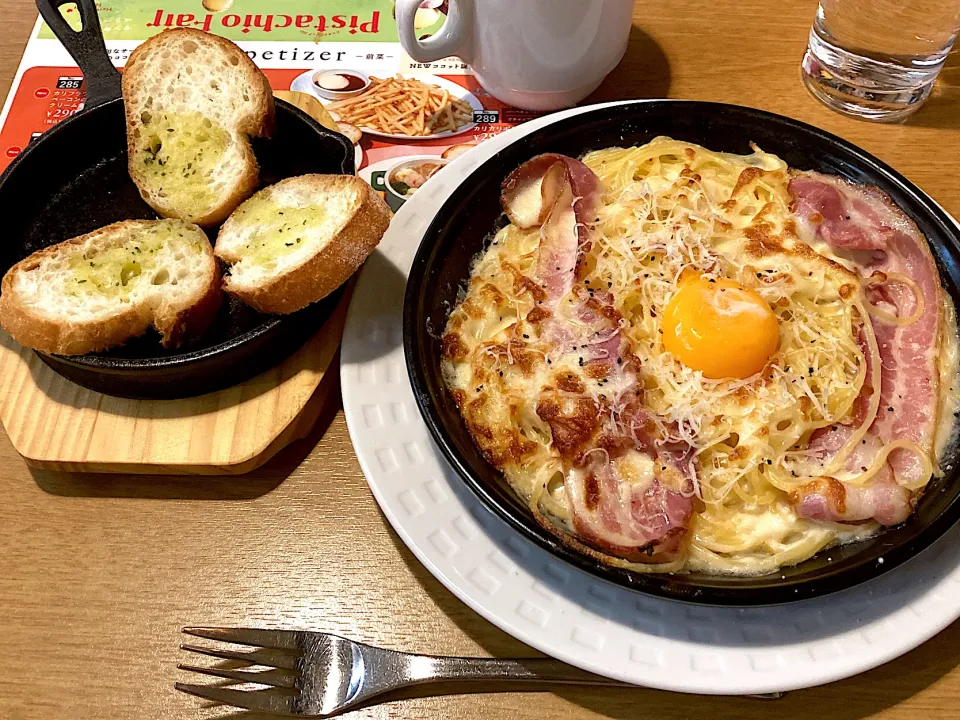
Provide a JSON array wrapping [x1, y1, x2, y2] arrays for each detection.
[[412, 656, 634, 686], [401, 656, 784, 698]]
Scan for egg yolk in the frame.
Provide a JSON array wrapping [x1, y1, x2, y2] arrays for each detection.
[[662, 273, 779, 379]]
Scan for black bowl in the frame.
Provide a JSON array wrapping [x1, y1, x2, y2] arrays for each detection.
[[403, 101, 960, 606]]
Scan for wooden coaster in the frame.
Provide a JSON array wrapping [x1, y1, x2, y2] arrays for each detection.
[[0, 289, 350, 475]]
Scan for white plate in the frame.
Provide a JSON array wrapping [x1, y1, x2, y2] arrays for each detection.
[[340, 101, 960, 695], [290, 71, 480, 140]]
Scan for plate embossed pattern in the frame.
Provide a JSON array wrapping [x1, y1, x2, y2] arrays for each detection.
[[341, 102, 960, 694]]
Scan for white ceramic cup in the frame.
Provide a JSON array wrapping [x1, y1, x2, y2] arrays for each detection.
[[396, 0, 634, 111]]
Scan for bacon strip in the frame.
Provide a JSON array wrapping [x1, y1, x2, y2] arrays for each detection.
[[566, 457, 693, 562], [789, 475, 911, 527], [791, 176, 889, 254], [539, 385, 696, 560], [543, 293, 695, 559], [501, 153, 602, 230], [506, 154, 695, 561], [788, 172, 942, 525], [501, 154, 601, 303]]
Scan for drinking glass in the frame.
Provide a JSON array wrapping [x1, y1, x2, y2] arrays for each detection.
[[801, 0, 960, 122]]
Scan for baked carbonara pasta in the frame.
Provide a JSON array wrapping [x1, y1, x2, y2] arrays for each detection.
[[441, 138, 958, 575]]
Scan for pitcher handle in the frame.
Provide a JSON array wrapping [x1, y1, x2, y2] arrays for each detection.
[[396, 0, 470, 64]]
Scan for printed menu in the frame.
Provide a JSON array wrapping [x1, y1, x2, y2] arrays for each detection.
[[0, 0, 540, 210]]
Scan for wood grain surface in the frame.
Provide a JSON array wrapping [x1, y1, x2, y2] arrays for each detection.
[[2, 1, 960, 719], [0, 288, 349, 475]]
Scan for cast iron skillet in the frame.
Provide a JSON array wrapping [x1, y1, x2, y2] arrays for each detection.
[[0, 0, 354, 399], [404, 101, 960, 606]]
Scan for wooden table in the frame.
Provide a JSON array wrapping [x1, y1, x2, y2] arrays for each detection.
[[2, 1, 960, 718]]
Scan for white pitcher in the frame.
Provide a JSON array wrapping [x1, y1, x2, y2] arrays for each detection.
[[396, 0, 635, 111]]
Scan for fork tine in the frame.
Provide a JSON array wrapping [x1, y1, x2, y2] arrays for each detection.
[[182, 627, 298, 650], [178, 663, 297, 688], [180, 643, 299, 670], [174, 683, 295, 714]]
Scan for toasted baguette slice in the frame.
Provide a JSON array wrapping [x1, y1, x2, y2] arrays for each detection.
[[123, 28, 275, 227], [0, 220, 222, 355], [215, 175, 390, 314]]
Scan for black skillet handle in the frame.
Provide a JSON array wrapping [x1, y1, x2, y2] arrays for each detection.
[[36, 0, 122, 108]]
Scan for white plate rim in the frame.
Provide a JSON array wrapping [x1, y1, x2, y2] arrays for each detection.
[[290, 71, 480, 140], [340, 100, 960, 695]]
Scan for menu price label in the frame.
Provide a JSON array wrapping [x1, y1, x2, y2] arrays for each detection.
[[473, 109, 499, 124], [55, 76, 83, 90]]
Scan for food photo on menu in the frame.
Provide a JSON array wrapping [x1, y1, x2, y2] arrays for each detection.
[[1, 0, 960, 717]]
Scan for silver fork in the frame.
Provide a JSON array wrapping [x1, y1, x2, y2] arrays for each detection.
[[176, 627, 784, 716]]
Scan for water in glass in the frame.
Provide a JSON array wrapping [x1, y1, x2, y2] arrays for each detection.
[[801, 0, 960, 121]]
